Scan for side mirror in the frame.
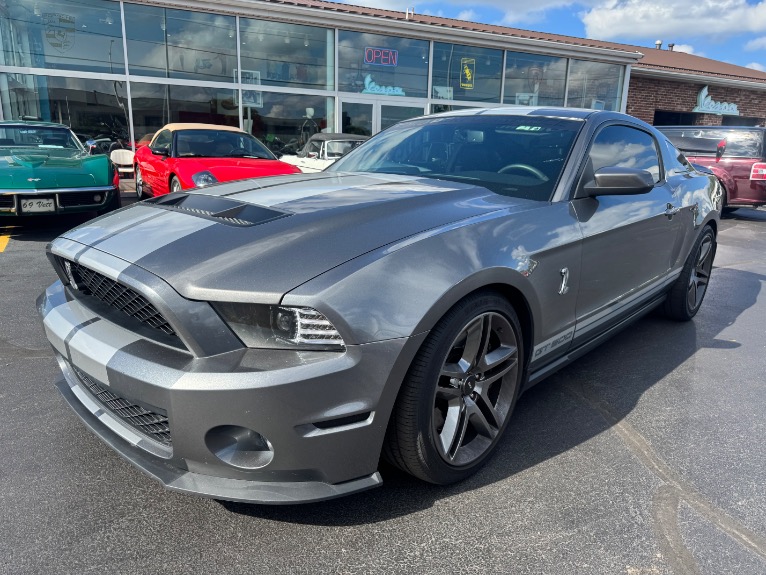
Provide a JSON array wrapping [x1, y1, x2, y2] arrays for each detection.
[[715, 138, 726, 163], [583, 167, 655, 197], [308, 152, 319, 159], [151, 147, 170, 157]]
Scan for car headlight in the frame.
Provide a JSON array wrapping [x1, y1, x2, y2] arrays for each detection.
[[213, 303, 345, 350], [191, 170, 218, 187]]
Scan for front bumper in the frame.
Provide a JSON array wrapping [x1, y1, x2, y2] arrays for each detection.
[[39, 280, 423, 504], [0, 186, 119, 216]]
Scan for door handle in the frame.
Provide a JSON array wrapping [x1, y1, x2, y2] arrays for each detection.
[[665, 203, 681, 218]]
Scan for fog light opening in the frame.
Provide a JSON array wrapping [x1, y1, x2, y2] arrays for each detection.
[[94, 194, 102, 203], [205, 425, 274, 469]]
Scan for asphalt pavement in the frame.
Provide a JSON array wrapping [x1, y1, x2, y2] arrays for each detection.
[[1, 192, 765, 574]]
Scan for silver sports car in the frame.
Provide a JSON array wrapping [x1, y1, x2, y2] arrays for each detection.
[[39, 107, 721, 504]]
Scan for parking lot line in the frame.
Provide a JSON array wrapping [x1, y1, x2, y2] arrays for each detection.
[[0, 234, 9, 252]]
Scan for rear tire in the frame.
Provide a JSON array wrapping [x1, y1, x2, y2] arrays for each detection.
[[135, 166, 145, 199], [384, 291, 524, 484], [664, 225, 716, 321]]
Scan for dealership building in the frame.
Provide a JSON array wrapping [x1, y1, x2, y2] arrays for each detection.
[[1, 0, 765, 152]]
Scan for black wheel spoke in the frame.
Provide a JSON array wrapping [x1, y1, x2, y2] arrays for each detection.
[[440, 400, 468, 459], [435, 385, 462, 401], [467, 394, 501, 437]]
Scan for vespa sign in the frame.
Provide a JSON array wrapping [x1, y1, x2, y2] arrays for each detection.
[[692, 86, 739, 116]]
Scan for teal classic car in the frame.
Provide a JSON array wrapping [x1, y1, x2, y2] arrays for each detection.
[[0, 120, 121, 217]]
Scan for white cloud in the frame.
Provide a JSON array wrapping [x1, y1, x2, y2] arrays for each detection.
[[668, 43, 699, 55], [745, 37, 766, 51], [457, 10, 479, 21], [746, 62, 766, 71], [582, 0, 766, 41]]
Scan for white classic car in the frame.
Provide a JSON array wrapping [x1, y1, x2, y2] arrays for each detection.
[[280, 133, 369, 173]]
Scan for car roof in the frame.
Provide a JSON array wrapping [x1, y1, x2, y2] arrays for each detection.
[[160, 123, 245, 133], [421, 106, 598, 121], [0, 120, 70, 129]]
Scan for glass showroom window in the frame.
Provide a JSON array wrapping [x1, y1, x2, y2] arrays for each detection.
[[337, 31, 429, 98], [566, 59, 624, 111], [503, 52, 567, 107], [239, 19, 334, 91], [242, 92, 334, 155], [0, 73, 129, 143], [124, 3, 236, 82], [0, 0, 124, 73], [432, 43, 503, 103], [128, 82, 239, 138]]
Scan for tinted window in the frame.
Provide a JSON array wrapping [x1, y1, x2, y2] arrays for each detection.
[[0, 125, 82, 149], [152, 130, 171, 151], [663, 139, 695, 174], [330, 115, 582, 201], [589, 125, 661, 182], [240, 19, 333, 90], [174, 130, 274, 159], [1, 0, 125, 74], [660, 128, 763, 158], [124, 5, 236, 82], [503, 52, 567, 107]]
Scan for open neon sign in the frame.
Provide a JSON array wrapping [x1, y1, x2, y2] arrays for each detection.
[[364, 47, 398, 67]]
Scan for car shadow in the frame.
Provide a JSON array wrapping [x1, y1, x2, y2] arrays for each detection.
[[722, 207, 766, 222], [220, 264, 763, 525]]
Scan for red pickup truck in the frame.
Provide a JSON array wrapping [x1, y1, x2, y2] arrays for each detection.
[[659, 126, 766, 211]]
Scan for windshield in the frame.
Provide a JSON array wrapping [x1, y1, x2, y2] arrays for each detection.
[[0, 125, 84, 151], [329, 115, 582, 201], [174, 130, 276, 159], [660, 128, 764, 158], [326, 140, 365, 159]]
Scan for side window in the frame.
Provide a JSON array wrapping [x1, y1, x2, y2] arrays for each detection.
[[152, 130, 172, 152], [587, 124, 662, 184], [664, 139, 695, 174]]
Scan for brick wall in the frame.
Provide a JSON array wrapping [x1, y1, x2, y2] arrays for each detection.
[[626, 76, 766, 125]]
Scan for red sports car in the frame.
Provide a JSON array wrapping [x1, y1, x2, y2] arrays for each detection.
[[133, 123, 300, 198]]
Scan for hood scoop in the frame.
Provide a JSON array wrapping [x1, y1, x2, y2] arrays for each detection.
[[145, 192, 289, 227]]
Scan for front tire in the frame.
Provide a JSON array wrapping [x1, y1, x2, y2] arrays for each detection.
[[170, 176, 182, 194], [384, 291, 524, 484], [664, 225, 716, 321]]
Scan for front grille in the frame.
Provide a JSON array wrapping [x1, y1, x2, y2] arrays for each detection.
[[64, 259, 176, 336], [0, 196, 15, 209], [58, 191, 107, 207], [74, 367, 172, 446]]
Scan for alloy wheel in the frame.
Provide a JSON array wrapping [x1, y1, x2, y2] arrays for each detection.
[[687, 233, 714, 311], [433, 311, 519, 466]]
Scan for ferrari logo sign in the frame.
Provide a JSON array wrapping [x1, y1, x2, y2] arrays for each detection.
[[460, 58, 475, 90], [44, 13, 75, 54]]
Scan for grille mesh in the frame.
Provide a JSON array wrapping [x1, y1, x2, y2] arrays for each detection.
[[66, 260, 176, 336], [0, 196, 15, 209], [58, 192, 106, 207], [74, 367, 172, 446]]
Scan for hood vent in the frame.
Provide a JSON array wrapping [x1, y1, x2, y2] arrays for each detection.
[[146, 192, 289, 227]]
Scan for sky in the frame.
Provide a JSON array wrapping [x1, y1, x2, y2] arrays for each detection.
[[335, 0, 766, 72]]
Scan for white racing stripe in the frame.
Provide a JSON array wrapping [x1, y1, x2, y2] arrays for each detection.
[[95, 210, 216, 262], [68, 320, 142, 386], [62, 205, 161, 246], [42, 302, 100, 358]]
